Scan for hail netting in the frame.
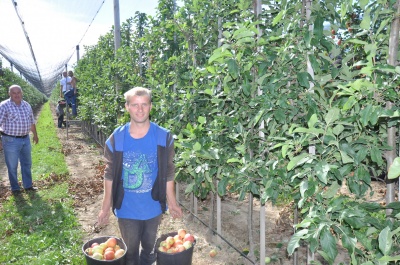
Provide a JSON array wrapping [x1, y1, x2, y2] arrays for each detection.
[[0, 0, 105, 96]]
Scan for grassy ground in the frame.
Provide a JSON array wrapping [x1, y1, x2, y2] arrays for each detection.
[[0, 102, 84, 264]]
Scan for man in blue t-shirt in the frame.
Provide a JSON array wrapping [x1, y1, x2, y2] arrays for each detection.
[[97, 87, 182, 265]]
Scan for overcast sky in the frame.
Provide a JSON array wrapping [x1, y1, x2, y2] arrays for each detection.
[[72, 0, 160, 65]]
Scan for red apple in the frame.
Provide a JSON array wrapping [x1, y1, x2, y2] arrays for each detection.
[[104, 250, 115, 260], [177, 229, 186, 239], [167, 248, 176, 254], [105, 247, 114, 253], [176, 245, 186, 252], [91, 242, 99, 248], [184, 233, 195, 243], [158, 246, 168, 252], [173, 239, 183, 248], [160, 240, 171, 249], [173, 234, 181, 242], [115, 249, 125, 259], [106, 237, 117, 248], [209, 249, 217, 257]]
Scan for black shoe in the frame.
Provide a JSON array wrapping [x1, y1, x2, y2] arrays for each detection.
[[12, 190, 21, 195], [25, 187, 38, 192]]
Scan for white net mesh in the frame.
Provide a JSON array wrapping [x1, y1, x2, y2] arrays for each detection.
[[0, 0, 105, 96]]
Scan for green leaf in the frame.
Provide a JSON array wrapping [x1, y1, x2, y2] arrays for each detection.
[[340, 151, 354, 164], [386, 201, 400, 210], [307, 114, 318, 128], [354, 148, 368, 165], [360, 0, 369, 9], [360, 11, 371, 30], [232, 29, 255, 40], [322, 181, 340, 198], [272, 10, 285, 26], [332, 124, 344, 135], [193, 142, 201, 151], [287, 229, 308, 255], [388, 157, 400, 179], [371, 146, 383, 165], [217, 178, 228, 196], [208, 49, 233, 64], [320, 227, 338, 263], [198, 116, 206, 124], [315, 161, 330, 184], [242, 83, 251, 96], [340, 230, 356, 255], [359, 104, 372, 126], [297, 72, 311, 88], [287, 153, 312, 171], [227, 158, 242, 163], [378, 256, 400, 262], [378, 227, 392, 256], [324, 108, 340, 125], [348, 39, 368, 45], [343, 96, 357, 111], [313, 15, 324, 39], [227, 59, 238, 79]]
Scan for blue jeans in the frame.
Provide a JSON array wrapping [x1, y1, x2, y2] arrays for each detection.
[[2, 135, 33, 191], [118, 215, 162, 265], [63, 90, 77, 116]]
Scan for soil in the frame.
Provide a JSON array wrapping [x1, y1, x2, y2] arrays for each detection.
[[0, 104, 391, 265]]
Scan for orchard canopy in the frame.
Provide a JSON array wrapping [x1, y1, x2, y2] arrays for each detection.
[[66, 0, 400, 263]]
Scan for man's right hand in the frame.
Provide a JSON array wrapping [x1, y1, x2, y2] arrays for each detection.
[[97, 209, 110, 226]]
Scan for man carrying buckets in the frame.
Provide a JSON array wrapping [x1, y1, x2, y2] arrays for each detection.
[[97, 87, 183, 265]]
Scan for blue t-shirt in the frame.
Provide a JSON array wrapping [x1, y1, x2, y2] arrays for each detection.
[[115, 123, 161, 220]]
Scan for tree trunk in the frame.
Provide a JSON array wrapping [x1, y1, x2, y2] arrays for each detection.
[[385, 0, 400, 216]]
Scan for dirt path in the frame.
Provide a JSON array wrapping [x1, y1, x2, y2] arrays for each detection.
[[1, 103, 390, 264]]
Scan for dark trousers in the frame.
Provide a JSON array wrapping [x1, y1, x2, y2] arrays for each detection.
[[118, 215, 162, 265], [58, 114, 65, 128], [63, 90, 77, 116]]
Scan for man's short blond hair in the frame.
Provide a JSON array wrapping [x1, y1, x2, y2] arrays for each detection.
[[124, 87, 152, 104]]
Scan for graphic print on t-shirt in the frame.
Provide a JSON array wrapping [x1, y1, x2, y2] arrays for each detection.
[[122, 152, 156, 193]]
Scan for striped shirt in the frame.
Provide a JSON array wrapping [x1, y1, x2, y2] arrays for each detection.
[[0, 98, 35, 136]]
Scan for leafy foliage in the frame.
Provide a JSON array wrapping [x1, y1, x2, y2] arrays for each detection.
[[0, 68, 47, 106], [72, 0, 400, 263]]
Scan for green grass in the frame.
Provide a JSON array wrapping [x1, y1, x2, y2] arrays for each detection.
[[0, 102, 85, 264]]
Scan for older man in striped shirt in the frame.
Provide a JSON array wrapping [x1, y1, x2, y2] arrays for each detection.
[[0, 85, 39, 194]]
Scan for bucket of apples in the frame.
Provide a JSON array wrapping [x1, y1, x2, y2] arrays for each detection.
[[82, 236, 126, 264], [155, 228, 196, 265]]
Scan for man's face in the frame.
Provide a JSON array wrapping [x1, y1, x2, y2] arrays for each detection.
[[125, 95, 152, 124], [9, 87, 22, 104]]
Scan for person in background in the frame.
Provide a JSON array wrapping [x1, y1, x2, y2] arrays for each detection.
[[0, 85, 39, 194], [67, 70, 78, 116], [97, 87, 183, 265], [56, 99, 66, 128], [59, 71, 74, 117]]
